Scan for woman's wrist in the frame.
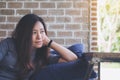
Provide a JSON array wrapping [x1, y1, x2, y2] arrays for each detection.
[[47, 40, 53, 47]]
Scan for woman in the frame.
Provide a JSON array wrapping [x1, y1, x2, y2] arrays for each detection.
[[0, 14, 96, 80]]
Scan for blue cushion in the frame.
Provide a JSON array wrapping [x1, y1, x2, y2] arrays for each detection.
[[68, 43, 84, 58], [50, 43, 84, 58]]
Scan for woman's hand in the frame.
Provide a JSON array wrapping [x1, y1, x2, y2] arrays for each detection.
[[43, 34, 50, 46], [43, 34, 78, 62], [48, 40, 78, 62]]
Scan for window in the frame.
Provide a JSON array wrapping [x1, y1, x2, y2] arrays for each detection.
[[98, 0, 120, 52]]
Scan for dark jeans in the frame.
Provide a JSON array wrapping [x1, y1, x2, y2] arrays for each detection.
[[34, 44, 97, 80]]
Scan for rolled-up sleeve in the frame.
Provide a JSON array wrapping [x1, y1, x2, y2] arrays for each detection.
[[0, 39, 9, 61]]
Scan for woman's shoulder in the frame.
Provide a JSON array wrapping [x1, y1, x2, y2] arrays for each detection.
[[0, 37, 15, 49], [0, 37, 14, 44]]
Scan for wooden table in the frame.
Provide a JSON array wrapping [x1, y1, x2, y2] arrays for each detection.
[[83, 52, 120, 80]]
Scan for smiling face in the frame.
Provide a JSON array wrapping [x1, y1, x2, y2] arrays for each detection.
[[32, 21, 46, 48]]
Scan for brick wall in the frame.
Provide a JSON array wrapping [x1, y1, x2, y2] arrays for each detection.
[[0, 0, 98, 52], [89, 0, 98, 52]]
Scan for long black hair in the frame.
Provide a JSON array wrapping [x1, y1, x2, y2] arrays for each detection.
[[12, 14, 49, 79]]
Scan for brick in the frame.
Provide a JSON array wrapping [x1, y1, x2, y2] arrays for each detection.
[[92, 22, 97, 26], [0, 24, 15, 30], [65, 38, 82, 45], [82, 9, 88, 17], [40, 2, 55, 8], [56, 17, 71, 23], [92, 37, 97, 40], [91, 47, 98, 51], [91, 7, 97, 11], [91, 42, 97, 45], [92, 32, 97, 36], [74, 2, 89, 8], [24, 2, 39, 8], [7, 16, 21, 22], [92, 13, 97, 16], [0, 9, 14, 15], [73, 17, 82, 23], [82, 17, 89, 23], [65, 24, 81, 30], [91, 17, 97, 21], [74, 31, 89, 38], [73, 17, 89, 23], [0, 16, 6, 22], [57, 31, 72, 37], [33, 10, 47, 15], [92, 2, 97, 6], [0, 2, 6, 8], [73, 16, 82, 23], [8, 2, 22, 8], [65, 9, 80, 15], [53, 39, 64, 45], [82, 24, 89, 30], [48, 9, 64, 15], [49, 24, 64, 30], [57, 2, 72, 8], [42, 16, 55, 23], [92, 27, 97, 30], [16, 10, 31, 15], [0, 31, 6, 37], [47, 31, 56, 37]]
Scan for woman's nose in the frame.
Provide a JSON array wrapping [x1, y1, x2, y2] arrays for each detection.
[[37, 33, 42, 39]]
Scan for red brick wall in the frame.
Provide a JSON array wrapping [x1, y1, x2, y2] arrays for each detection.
[[90, 0, 98, 52], [0, 0, 98, 52]]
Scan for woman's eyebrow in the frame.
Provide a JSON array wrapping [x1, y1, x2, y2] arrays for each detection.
[[40, 28, 44, 30], [33, 28, 44, 30], [33, 29, 37, 31]]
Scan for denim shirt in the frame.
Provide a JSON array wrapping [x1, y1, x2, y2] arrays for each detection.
[[0, 38, 60, 80]]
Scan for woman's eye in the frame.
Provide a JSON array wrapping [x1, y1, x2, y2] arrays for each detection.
[[40, 31, 45, 34], [33, 31, 37, 34]]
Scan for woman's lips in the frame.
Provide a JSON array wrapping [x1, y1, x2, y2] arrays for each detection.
[[35, 41, 42, 44]]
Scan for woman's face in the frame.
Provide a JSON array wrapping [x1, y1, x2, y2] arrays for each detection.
[[32, 21, 45, 48]]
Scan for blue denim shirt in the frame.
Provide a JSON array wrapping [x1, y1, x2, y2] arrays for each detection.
[[0, 38, 18, 80], [0, 38, 60, 80]]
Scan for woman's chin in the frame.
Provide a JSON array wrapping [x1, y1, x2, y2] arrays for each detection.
[[35, 45, 43, 48]]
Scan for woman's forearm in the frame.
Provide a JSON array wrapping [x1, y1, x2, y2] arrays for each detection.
[[49, 41, 78, 62]]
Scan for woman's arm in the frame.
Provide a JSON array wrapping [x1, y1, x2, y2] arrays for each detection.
[[49, 41, 78, 62], [43, 34, 78, 62]]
